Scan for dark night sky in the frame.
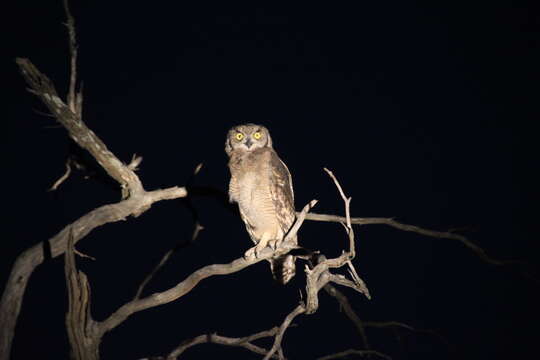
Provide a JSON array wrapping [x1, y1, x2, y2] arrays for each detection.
[[2, 1, 538, 359]]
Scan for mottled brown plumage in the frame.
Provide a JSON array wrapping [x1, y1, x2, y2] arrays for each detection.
[[226, 124, 297, 284]]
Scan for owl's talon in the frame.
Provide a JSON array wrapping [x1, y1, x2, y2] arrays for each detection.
[[244, 247, 256, 259], [254, 242, 268, 258], [268, 239, 278, 251]]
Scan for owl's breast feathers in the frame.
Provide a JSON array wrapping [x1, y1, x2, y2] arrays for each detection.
[[228, 148, 296, 242]]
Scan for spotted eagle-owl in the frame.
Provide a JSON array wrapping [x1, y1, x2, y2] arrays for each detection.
[[225, 123, 297, 284]]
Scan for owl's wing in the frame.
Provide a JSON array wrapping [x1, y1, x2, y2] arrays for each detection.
[[268, 150, 296, 235], [228, 168, 239, 203]]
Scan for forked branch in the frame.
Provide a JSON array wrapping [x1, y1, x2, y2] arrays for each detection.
[[99, 200, 317, 337], [262, 169, 371, 360]]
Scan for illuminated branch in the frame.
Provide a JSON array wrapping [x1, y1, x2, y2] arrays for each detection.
[[166, 327, 281, 359], [262, 169, 371, 360], [99, 200, 316, 337], [0, 3, 187, 359], [303, 212, 516, 267]]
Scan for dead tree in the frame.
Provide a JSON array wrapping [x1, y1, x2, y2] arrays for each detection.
[[0, 2, 518, 359]]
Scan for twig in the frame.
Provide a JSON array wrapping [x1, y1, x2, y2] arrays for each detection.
[[193, 162, 203, 176], [327, 274, 370, 299], [191, 222, 204, 242], [49, 158, 72, 191], [73, 247, 96, 261], [323, 168, 354, 256], [323, 168, 350, 223], [127, 154, 143, 171], [284, 199, 318, 243]]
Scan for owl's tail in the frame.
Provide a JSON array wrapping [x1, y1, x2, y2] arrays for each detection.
[[269, 245, 316, 284], [269, 254, 296, 285]]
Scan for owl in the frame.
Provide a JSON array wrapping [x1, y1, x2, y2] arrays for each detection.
[[226, 123, 297, 284]]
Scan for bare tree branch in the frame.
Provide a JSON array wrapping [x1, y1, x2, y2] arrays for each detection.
[[100, 238, 273, 335], [151, 168, 375, 360], [15, 57, 143, 198], [166, 327, 281, 359], [303, 212, 519, 267], [64, 227, 99, 360], [323, 282, 451, 358], [0, 6, 188, 356], [317, 349, 392, 360], [0, 185, 187, 359], [73, 247, 96, 261], [138, 200, 317, 360], [98, 200, 316, 337], [260, 169, 371, 360], [323, 167, 355, 258], [301, 169, 370, 318], [49, 158, 73, 191], [63, 0, 78, 114]]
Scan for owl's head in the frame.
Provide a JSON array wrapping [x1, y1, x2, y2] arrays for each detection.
[[225, 123, 273, 156]]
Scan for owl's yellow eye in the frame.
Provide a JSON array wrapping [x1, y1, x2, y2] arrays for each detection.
[[235, 133, 244, 141], [253, 132, 262, 140]]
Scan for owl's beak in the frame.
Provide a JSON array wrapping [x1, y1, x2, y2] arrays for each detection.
[[245, 138, 253, 149]]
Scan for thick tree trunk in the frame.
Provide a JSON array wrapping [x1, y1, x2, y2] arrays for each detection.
[[65, 233, 100, 360], [0, 251, 39, 360]]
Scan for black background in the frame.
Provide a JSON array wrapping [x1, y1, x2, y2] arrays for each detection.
[[2, 1, 538, 359]]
